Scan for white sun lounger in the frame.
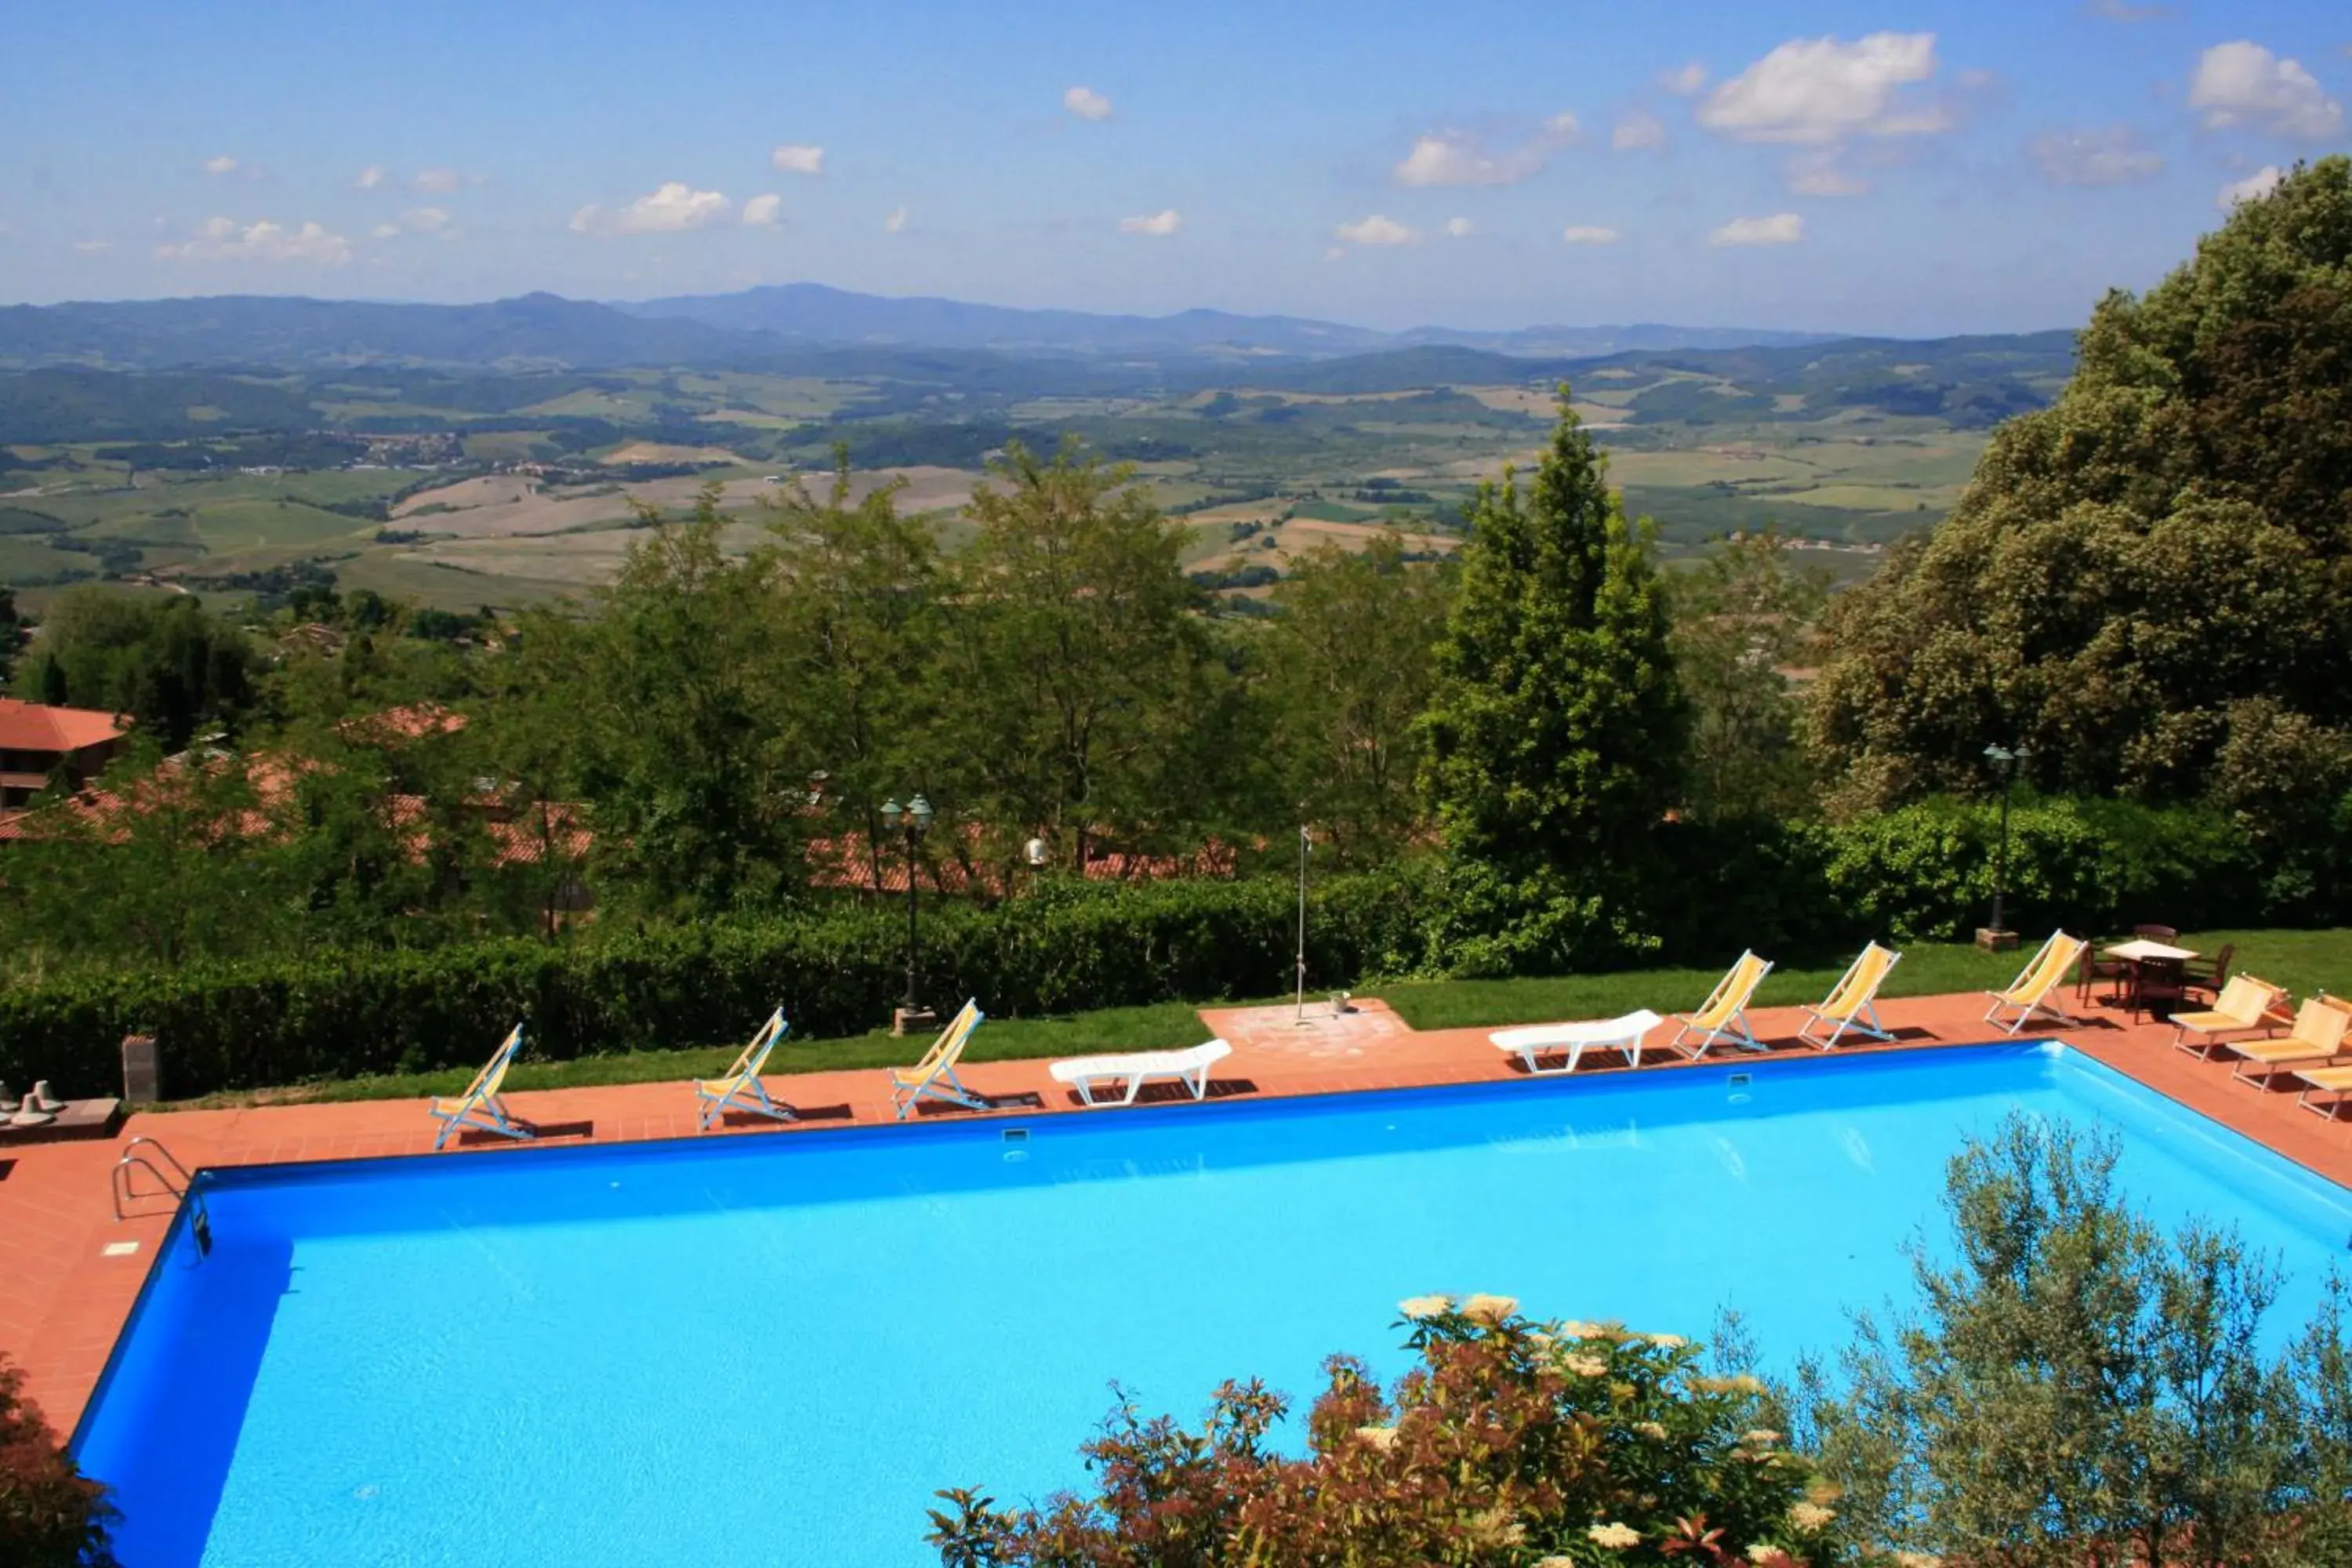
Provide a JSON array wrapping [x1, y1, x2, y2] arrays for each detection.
[[1490, 1010, 1665, 1075], [1050, 1039, 1233, 1107]]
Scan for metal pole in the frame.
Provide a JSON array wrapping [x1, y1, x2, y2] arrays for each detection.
[[1991, 758, 2014, 936], [1294, 826, 1309, 1023], [904, 829, 920, 1012]]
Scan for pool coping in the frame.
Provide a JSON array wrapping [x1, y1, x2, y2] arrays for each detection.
[[7, 988, 2352, 1439]]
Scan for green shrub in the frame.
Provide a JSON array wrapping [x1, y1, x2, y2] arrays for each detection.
[[0, 796, 2328, 1101], [0, 1354, 116, 1567], [931, 1299, 1841, 1567]]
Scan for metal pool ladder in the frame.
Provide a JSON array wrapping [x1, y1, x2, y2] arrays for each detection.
[[111, 1137, 212, 1254]]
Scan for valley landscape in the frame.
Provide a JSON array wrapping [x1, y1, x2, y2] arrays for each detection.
[[0, 289, 2074, 612]]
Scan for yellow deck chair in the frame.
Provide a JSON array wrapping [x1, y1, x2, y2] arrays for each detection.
[[430, 1024, 531, 1150], [694, 1007, 793, 1131], [1670, 951, 1775, 1057], [2230, 997, 2350, 1086], [1982, 931, 2085, 1036], [1798, 943, 1903, 1050], [2171, 975, 2289, 1058], [888, 999, 987, 1120]]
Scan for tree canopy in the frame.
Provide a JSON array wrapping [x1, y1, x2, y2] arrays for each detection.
[[1421, 390, 1686, 880], [1809, 158, 2352, 836]]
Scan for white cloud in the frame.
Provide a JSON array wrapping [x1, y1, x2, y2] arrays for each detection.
[[71, 240, 112, 253], [1661, 61, 1708, 96], [1788, 150, 1871, 195], [2029, 126, 2165, 186], [2189, 42, 2343, 140], [569, 182, 733, 236], [372, 206, 455, 238], [742, 193, 782, 227], [1063, 85, 1112, 121], [411, 168, 464, 194], [1118, 209, 1181, 235], [355, 165, 385, 190], [1699, 33, 1947, 145], [1561, 225, 1621, 245], [2217, 165, 2283, 210], [1612, 110, 1668, 151], [1394, 113, 1578, 186], [202, 155, 238, 175], [158, 216, 354, 265], [1444, 216, 1473, 238], [769, 143, 825, 176], [884, 205, 909, 233], [1334, 213, 1416, 245], [1708, 212, 1806, 246]]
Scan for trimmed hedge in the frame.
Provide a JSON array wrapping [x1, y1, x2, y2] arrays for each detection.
[[0, 877, 1435, 1101], [0, 797, 2328, 1102]]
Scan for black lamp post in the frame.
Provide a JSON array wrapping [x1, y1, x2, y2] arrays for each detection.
[[880, 794, 934, 1018], [1983, 743, 2032, 942]]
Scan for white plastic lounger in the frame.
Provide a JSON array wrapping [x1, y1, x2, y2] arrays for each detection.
[[1491, 1010, 1665, 1075], [1050, 1039, 1232, 1107]]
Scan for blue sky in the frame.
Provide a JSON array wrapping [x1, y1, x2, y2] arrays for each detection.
[[4, 0, 2347, 335]]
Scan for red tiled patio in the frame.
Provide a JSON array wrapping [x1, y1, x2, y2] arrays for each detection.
[[5, 988, 2350, 1439]]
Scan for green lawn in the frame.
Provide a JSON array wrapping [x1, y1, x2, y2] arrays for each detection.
[[162, 999, 1219, 1110], [157, 928, 2349, 1112], [1373, 927, 2349, 1032]]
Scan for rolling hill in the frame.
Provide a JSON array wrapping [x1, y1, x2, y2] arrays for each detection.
[[0, 286, 1852, 372]]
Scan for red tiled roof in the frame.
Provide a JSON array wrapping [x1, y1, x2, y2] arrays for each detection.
[[0, 699, 129, 753], [805, 823, 1239, 895], [336, 702, 468, 745]]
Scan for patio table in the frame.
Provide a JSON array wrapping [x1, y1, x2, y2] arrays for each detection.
[[2101, 939, 2198, 1023]]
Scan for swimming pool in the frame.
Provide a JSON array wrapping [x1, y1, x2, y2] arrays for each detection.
[[74, 1042, 2352, 1567]]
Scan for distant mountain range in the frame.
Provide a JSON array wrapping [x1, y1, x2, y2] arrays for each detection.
[[619, 281, 1832, 361], [0, 285, 1839, 372]]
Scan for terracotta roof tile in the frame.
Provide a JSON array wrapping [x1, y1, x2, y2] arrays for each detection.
[[0, 699, 129, 753]]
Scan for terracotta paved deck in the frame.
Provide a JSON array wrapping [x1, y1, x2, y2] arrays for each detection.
[[5, 987, 2350, 1441]]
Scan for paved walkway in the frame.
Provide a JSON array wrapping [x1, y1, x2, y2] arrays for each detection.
[[4, 987, 2348, 1437]]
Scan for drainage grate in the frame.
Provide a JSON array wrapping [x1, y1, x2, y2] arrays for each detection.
[[1001, 1127, 1029, 1145], [1729, 1073, 1752, 1087]]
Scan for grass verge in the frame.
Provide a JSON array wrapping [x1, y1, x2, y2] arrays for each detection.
[[157, 928, 2347, 1111]]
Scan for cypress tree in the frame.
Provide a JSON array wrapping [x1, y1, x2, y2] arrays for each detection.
[[1421, 389, 1687, 882]]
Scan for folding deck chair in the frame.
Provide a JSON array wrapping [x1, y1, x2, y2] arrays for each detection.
[[1669, 952, 1774, 1057], [429, 1024, 532, 1150], [694, 1007, 793, 1130], [887, 1000, 988, 1120], [1798, 943, 1903, 1050], [1983, 931, 2085, 1036]]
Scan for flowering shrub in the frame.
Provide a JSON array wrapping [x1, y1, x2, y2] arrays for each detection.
[[0, 1354, 116, 1567], [928, 1297, 1846, 1567]]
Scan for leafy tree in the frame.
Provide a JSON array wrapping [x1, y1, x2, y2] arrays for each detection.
[[1809, 158, 2352, 841], [1420, 390, 1686, 887], [0, 739, 292, 970], [931, 1298, 1839, 1567], [560, 485, 803, 916], [762, 451, 953, 891], [1261, 532, 1451, 865], [1668, 532, 1830, 823], [0, 586, 19, 685], [949, 440, 1233, 875], [1801, 1113, 2336, 1568], [10, 588, 254, 748], [268, 709, 493, 949], [0, 1354, 115, 1568]]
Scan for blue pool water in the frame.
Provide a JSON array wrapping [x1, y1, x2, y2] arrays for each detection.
[[74, 1043, 2352, 1566]]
